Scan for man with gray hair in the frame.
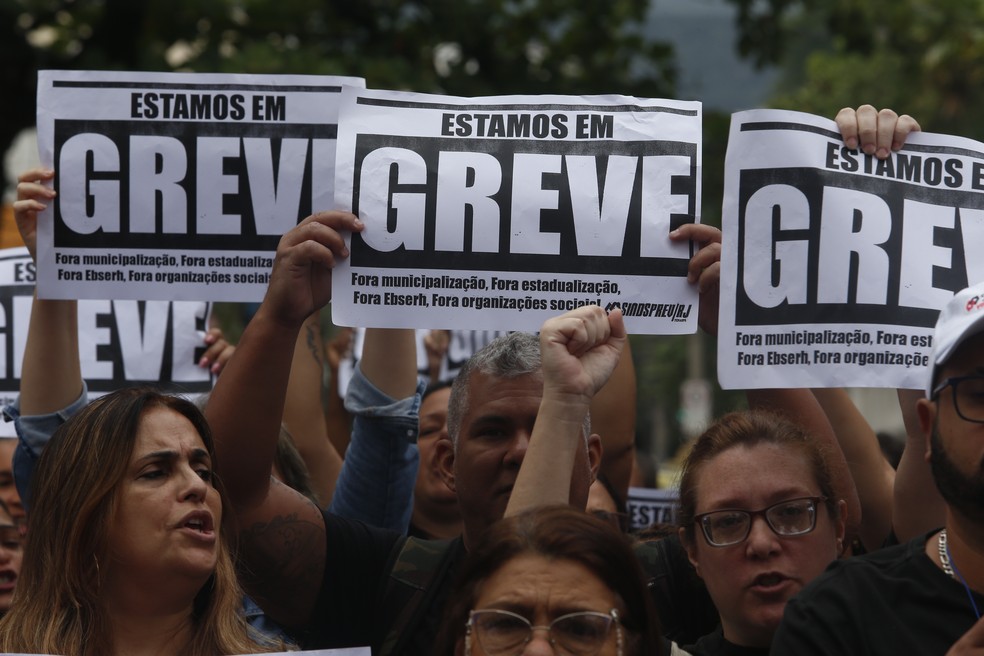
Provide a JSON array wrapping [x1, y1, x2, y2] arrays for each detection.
[[206, 210, 628, 654], [437, 313, 617, 549], [772, 281, 984, 654]]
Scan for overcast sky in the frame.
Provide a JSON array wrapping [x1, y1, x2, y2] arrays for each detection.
[[647, 0, 778, 111]]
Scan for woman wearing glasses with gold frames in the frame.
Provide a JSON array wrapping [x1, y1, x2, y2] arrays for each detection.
[[435, 505, 663, 656], [675, 411, 847, 655]]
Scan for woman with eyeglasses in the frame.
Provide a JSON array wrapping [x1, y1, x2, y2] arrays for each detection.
[[435, 505, 663, 656], [675, 410, 847, 655]]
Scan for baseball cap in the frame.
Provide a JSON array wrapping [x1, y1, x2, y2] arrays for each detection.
[[927, 281, 984, 396]]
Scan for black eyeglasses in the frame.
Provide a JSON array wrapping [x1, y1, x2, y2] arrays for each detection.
[[466, 608, 622, 656], [932, 375, 984, 424], [694, 496, 827, 547]]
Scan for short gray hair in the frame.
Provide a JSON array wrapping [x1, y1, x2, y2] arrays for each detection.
[[446, 332, 591, 449]]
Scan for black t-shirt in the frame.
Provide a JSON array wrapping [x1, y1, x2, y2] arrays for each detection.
[[294, 512, 404, 649], [772, 531, 984, 655], [634, 535, 719, 645], [684, 627, 769, 656], [296, 511, 465, 655]]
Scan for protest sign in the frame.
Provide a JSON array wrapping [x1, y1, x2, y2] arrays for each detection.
[[719, 109, 984, 389], [35, 70, 364, 302], [335, 327, 507, 396], [626, 486, 678, 532], [0, 248, 214, 436], [332, 87, 702, 333]]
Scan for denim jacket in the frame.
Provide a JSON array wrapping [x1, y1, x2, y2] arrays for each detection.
[[3, 382, 90, 511], [327, 363, 423, 533]]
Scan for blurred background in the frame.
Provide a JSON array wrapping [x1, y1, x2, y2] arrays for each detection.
[[2, 0, 976, 477]]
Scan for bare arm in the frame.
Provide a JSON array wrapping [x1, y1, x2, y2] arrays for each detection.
[[894, 388, 945, 540], [589, 338, 636, 503], [324, 327, 354, 456], [14, 169, 82, 416], [205, 211, 362, 626], [811, 388, 895, 550], [360, 328, 418, 399], [745, 388, 862, 549], [505, 306, 626, 515], [283, 312, 342, 506]]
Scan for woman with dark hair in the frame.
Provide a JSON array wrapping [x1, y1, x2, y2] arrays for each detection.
[[0, 386, 274, 655], [676, 410, 847, 655], [436, 505, 662, 656], [0, 498, 23, 616]]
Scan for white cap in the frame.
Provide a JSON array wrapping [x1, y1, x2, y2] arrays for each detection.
[[927, 281, 984, 396]]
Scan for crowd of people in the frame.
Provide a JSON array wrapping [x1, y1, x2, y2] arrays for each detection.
[[0, 102, 977, 656]]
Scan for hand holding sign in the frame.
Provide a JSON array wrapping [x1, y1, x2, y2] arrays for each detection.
[[835, 105, 921, 160], [14, 168, 56, 261], [671, 222, 722, 336], [261, 211, 363, 329]]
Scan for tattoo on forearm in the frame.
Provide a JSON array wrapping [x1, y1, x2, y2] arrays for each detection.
[[305, 322, 324, 367], [239, 511, 325, 610]]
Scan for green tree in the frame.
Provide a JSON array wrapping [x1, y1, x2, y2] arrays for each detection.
[[1, 0, 677, 177], [726, 0, 984, 139]]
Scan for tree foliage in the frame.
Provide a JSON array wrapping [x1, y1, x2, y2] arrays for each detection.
[[1, 0, 676, 174], [726, 0, 984, 139], [4, 0, 726, 456]]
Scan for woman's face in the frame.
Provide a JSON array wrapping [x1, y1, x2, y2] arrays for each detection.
[[465, 553, 623, 656], [106, 407, 222, 589], [683, 442, 845, 648], [0, 509, 23, 613]]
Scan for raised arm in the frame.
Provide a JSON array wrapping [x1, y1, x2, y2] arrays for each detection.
[[205, 210, 362, 625], [14, 168, 81, 417], [282, 311, 342, 506], [323, 327, 355, 456], [811, 387, 895, 550], [328, 327, 421, 531], [9, 169, 85, 509], [589, 337, 636, 503], [745, 388, 862, 549], [893, 388, 945, 540], [505, 305, 626, 515]]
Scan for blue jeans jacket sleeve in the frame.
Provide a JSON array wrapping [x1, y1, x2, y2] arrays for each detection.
[[3, 382, 89, 511], [327, 364, 422, 533]]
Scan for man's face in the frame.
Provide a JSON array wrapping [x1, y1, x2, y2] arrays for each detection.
[[922, 333, 984, 521], [439, 371, 598, 547]]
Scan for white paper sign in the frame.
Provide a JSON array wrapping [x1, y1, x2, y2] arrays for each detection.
[[719, 109, 984, 389], [332, 87, 702, 333], [35, 70, 364, 302], [626, 486, 678, 531], [0, 248, 214, 436]]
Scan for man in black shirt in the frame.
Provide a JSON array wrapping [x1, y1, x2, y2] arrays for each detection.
[[205, 211, 627, 654], [773, 282, 984, 654]]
